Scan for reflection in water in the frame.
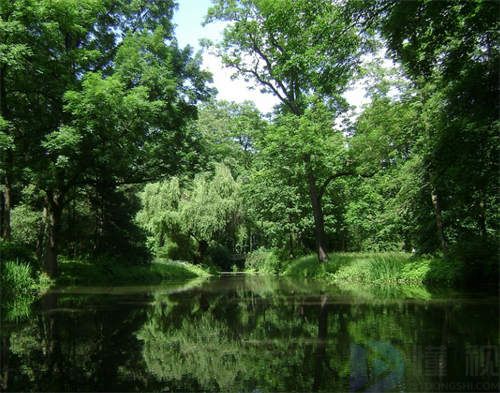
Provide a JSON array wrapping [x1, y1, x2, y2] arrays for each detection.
[[2, 275, 498, 392]]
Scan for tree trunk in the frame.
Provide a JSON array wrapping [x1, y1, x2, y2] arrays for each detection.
[[0, 335, 9, 391], [478, 193, 487, 239], [44, 194, 62, 278], [305, 162, 328, 262], [0, 192, 4, 240], [430, 185, 447, 252], [1, 164, 12, 241], [196, 239, 208, 264], [0, 64, 12, 241]]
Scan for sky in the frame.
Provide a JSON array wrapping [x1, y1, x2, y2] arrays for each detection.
[[173, 0, 369, 114]]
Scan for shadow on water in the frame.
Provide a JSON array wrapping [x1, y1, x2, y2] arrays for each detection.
[[1, 274, 498, 392]]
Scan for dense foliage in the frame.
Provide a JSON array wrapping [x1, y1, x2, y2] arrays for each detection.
[[0, 0, 212, 276], [0, 0, 497, 284]]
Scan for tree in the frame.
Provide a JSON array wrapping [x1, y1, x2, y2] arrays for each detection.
[[206, 0, 364, 261], [193, 100, 266, 176], [366, 0, 499, 267], [137, 164, 244, 265], [247, 99, 353, 258], [0, 0, 43, 240], [347, 87, 422, 251], [0, 1, 213, 276]]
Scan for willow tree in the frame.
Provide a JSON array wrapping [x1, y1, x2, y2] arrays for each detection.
[[137, 164, 243, 263], [206, 0, 364, 261]]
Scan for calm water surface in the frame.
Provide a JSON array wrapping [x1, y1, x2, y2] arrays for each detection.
[[2, 274, 499, 392]]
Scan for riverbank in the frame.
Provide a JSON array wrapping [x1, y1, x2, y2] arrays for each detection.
[[245, 251, 464, 286], [57, 257, 211, 286], [1, 256, 211, 321]]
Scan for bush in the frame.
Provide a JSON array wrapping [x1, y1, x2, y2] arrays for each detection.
[[11, 204, 42, 248], [0, 260, 53, 295], [244, 248, 281, 274]]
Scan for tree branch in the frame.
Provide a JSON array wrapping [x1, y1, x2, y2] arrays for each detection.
[[318, 169, 355, 199], [233, 62, 297, 113]]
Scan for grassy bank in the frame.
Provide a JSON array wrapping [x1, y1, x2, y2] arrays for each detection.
[[1, 255, 210, 321], [57, 257, 211, 286], [246, 251, 464, 286]]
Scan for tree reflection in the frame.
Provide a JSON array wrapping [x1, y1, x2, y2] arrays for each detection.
[[138, 279, 499, 392], [2, 278, 498, 392]]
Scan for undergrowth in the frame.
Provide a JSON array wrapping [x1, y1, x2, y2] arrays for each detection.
[[57, 257, 211, 286], [255, 252, 463, 286]]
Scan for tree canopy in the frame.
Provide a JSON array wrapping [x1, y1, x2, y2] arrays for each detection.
[[0, 0, 497, 281]]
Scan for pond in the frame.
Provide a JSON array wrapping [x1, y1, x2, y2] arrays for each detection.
[[2, 274, 499, 392]]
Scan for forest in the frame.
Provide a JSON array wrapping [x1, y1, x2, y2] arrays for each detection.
[[0, 0, 498, 299], [1, 1, 499, 392]]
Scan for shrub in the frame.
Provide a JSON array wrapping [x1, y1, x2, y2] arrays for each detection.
[[11, 204, 42, 248], [244, 248, 281, 274], [1, 261, 36, 295]]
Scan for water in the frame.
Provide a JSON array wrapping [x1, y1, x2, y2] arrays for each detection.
[[2, 274, 498, 392]]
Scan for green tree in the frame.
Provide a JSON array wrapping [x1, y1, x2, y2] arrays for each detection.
[[193, 100, 266, 176], [206, 0, 364, 261], [247, 99, 353, 257], [369, 0, 499, 268], [137, 164, 244, 265], [0, 1, 213, 276]]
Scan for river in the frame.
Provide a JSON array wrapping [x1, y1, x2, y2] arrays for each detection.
[[2, 274, 498, 392]]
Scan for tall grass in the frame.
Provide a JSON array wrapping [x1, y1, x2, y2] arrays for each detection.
[[1, 261, 53, 322], [281, 252, 462, 286], [332, 253, 410, 284], [1, 261, 36, 295]]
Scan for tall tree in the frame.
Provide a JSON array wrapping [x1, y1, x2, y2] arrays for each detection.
[[206, 0, 363, 261], [0, 0, 36, 240], [1, 1, 213, 276], [248, 99, 352, 258], [374, 0, 499, 256]]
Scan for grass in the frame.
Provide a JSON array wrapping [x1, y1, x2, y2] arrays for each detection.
[[57, 257, 211, 286], [279, 252, 463, 286], [1, 260, 53, 322], [1, 260, 53, 295]]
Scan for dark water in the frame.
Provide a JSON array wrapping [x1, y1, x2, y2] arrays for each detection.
[[1, 274, 499, 392]]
